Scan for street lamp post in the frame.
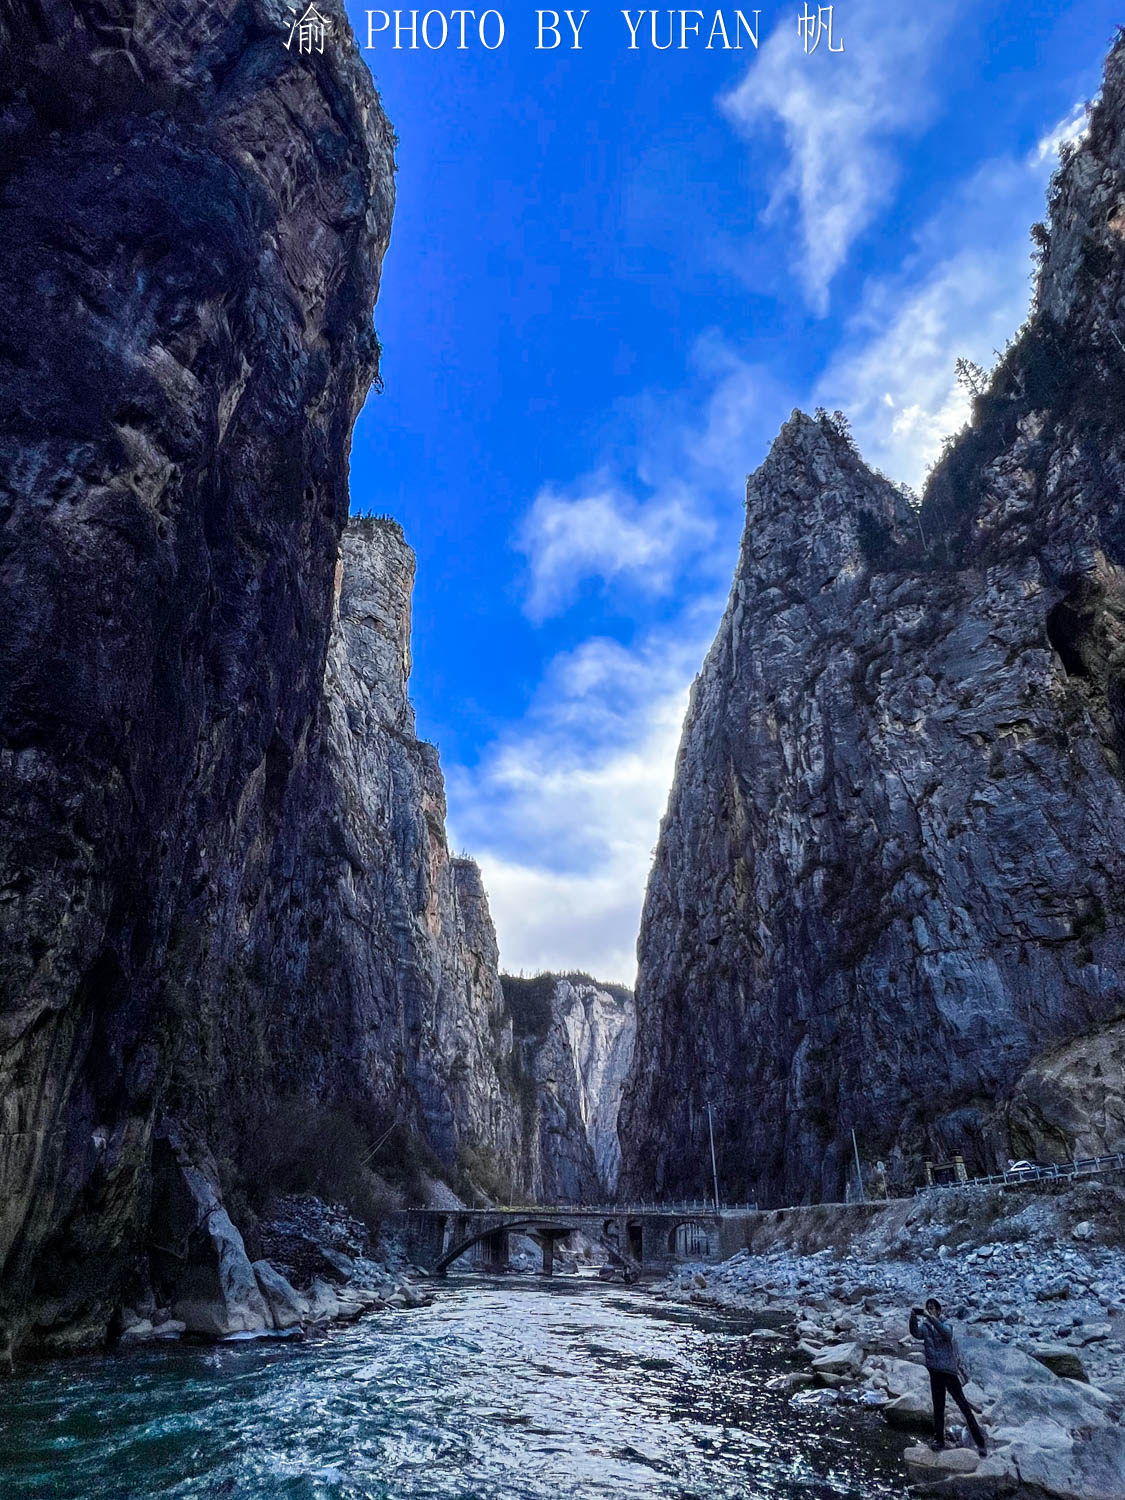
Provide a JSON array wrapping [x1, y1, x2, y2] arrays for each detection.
[[706, 1100, 721, 1211]]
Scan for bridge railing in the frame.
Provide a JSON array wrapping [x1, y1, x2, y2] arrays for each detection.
[[914, 1151, 1125, 1195], [398, 1200, 759, 1215]]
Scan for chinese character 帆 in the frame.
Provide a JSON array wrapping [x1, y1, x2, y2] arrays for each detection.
[[285, 4, 330, 53], [798, 3, 843, 54]]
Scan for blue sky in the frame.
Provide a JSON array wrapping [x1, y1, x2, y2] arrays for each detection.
[[343, 0, 1117, 982]]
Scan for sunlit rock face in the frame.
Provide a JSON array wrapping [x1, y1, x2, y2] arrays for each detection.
[[620, 37, 1125, 1209], [0, 0, 395, 1352], [556, 978, 636, 1195], [503, 974, 636, 1201]]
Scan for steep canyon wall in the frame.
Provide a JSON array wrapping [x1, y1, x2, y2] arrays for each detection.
[[0, 0, 397, 1351]]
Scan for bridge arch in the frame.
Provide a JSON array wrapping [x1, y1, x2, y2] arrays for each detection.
[[433, 1217, 641, 1279], [665, 1217, 720, 1258], [433, 1217, 562, 1275]]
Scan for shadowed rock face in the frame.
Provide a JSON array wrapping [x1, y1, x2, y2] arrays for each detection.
[[620, 37, 1125, 1209], [255, 518, 525, 1179], [0, 0, 395, 1351]]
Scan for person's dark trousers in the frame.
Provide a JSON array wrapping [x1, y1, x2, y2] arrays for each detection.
[[929, 1371, 985, 1446]]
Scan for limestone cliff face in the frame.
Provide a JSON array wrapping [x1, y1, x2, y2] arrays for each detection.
[[504, 974, 635, 1201], [620, 38, 1125, 1208], [556, 977, 636, 1194], [264, 518, 524, 1176], [0, 0, 395, 1351]]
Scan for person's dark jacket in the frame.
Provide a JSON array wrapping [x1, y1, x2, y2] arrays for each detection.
[[910, 1309, 960, 1375]]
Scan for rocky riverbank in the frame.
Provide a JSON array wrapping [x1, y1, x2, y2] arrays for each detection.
[[110, 1193, 433, 1358], [656, 1182, 1125, 1498]]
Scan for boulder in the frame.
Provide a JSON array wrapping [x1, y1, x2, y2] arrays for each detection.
[[253, 1261, 308, 1330], [316, 1246, 357, 1284], [811, 1340, 864, 1375], [1030, 1344, 1089, 1382], [878, 1357, 931, 1401], [884, 1390, 935, 1431], [843, 1282, 882, 1303], [119, 1319, 154, 1342], [172, 1206, 272, 1338], [988, 1378, 1115, 1436], [1079, 1322, 1111, 1345], [958, 1335, 1057, 1395], [990, 1424, 1125, 1500], [151, 1320, 186, 1339], [305, 1278, 342, 1323], [903, 1445, 981, 1475], [153, 1141, 271, 1339]]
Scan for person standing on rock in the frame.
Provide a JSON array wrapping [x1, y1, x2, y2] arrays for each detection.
[[910, 1298, 987, 1457]]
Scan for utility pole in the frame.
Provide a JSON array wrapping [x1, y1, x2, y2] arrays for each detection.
[[851, 1127, 865, 1203], [706, 1100, 721, 1211]]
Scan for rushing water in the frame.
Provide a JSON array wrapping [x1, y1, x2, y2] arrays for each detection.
[[1, 1277, 911, 1500]]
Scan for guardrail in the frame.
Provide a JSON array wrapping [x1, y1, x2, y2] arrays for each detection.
[[915, 1151, 1125, 1194], [400, 1200, 759, 1216]]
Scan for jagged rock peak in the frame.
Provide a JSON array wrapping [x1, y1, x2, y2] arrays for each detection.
[[739, 409, 914, 584]]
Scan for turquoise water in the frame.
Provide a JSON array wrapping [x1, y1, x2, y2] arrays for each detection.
[[0, 1279, 909, 1499]]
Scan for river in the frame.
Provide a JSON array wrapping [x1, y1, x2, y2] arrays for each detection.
[[0, 1277, 911, 1499]]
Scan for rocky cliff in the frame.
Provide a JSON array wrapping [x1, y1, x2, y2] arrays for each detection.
[[620, 36, 1125, 1208], [1001, 1017, 1125, 1164], [556, 976, 636, 1193], [248, 516, 526, 1187], [503, 973, 635, 1201], [0, 0, 397, 1354]]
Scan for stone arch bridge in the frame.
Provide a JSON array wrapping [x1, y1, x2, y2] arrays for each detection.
[[391, 1204, 757, 1278]]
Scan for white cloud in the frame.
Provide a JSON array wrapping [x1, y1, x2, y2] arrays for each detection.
[[516, 343, 789, 622], [1035, 102, 1089, 164], [448, 624, 718, 983], [466, 339, 788, 976], [722, 0, 962, 311], [814, 104, 1087, 488], [683, 338, 788, 480], [517, 480, 713, 621]]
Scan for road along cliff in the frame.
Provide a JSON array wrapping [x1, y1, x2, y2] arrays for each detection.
[[620, 34, 1125, 1210]]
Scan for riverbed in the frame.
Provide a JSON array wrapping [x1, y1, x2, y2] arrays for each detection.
[[0, 1277, 911, 1499]]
